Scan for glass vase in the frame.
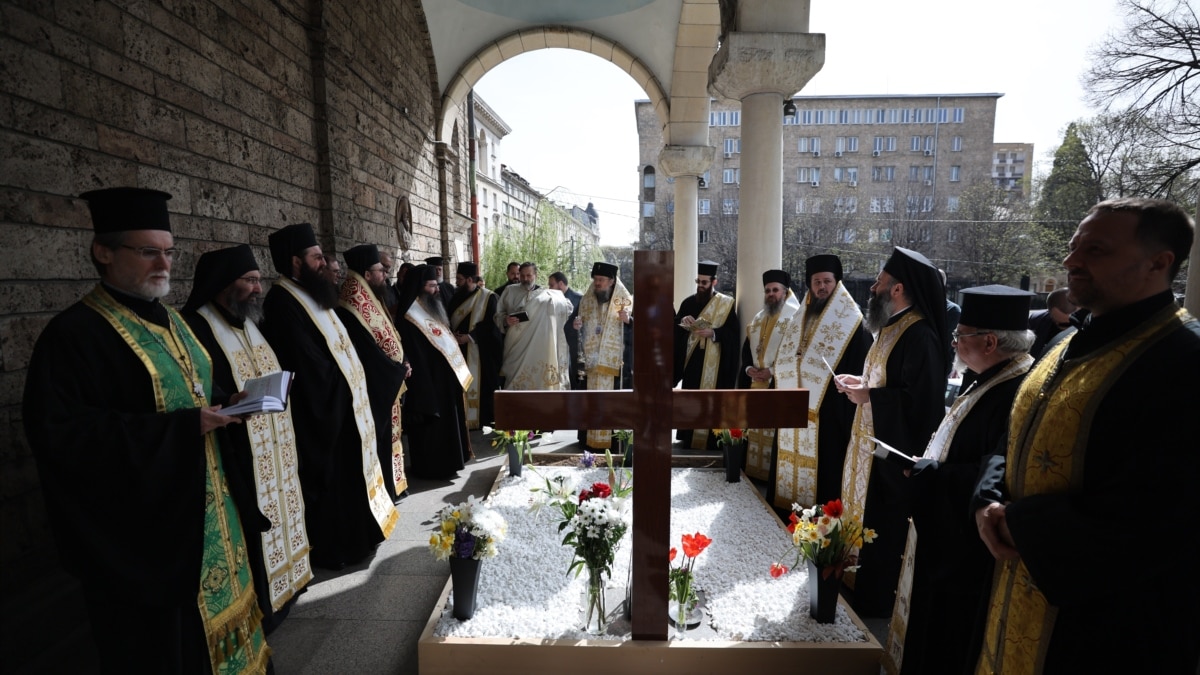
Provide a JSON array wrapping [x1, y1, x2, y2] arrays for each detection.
[[673, 596, 690, 638], [582, 565, 607, 635]]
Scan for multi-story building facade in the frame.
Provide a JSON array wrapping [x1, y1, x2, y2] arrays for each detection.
[[991, 142, 1034, 197], [636, 93, 1035, 299]]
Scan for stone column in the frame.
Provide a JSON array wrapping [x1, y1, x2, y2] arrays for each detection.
[[709, 31, 824, 334], [659, 145, 716, 303]]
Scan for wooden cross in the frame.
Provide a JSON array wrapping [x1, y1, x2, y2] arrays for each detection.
[[494, 250, 809, 641]]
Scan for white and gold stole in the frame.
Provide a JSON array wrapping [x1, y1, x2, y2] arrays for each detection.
[[449, 286, 494, 429], [277, 278, 398, 538], [683, 292, 735, 449], [579, 279, 633, 449], [405, 297, 474, 392], [744, 289, 802, 479], [773, 283, 862, 508]]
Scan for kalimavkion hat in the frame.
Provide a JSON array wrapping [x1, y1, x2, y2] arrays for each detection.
[[805, 254, 843, 284], [424, 256, 445, 267], [762, 269, 791, 288], [698, 260, 719, 277], [457, 261, 478, 277], [183, 245, 258, 313], [958, 285, 1035, 331], [267, 223, 318, 276], [81, 187, 172, 234], [591, 261, 618, 279], [343, 244, 381, 276]]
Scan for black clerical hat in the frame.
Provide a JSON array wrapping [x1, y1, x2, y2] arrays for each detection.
[[698, 260, 719, 277], [457, 261, 478, 277], [417, 264, 439, 283], [762, 269, 791, 288], [424, 256, 444, 267], [882, 246, 950, 374], [268, 223, 318, 275], [591, 262, 618, 279], [959, 285, 1035, 330], [344, 244, 380, 275], [81, 187, 172, 234], [183, 245, 259, 313], [805, 254, 843, 284]]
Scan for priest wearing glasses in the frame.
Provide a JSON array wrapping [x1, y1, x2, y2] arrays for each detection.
[[23, 187, 271, 673]]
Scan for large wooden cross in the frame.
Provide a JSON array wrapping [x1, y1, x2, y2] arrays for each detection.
[[494, 250, 809, 640]]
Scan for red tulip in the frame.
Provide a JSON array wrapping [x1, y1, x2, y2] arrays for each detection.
[[823, 499, 844, 519], [669, 547, 677, 562], [730, 429, 744, 439], [681, 532, 712, 558], [769, 563, 788, 578]]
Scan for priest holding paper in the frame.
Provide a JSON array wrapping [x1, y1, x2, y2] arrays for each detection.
[[183, 244, 312, 633], [261, 224, 398, 570], [24, 188, 270, 672], [448, 261, 502, 428], [673, 260, 740, 450]]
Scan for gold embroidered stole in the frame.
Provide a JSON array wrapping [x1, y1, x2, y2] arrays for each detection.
[[841, 311, 923, 522], [684, 293, 735, 449], [84, 286, 269, 674], [580, 280, 633, 449], [277, 279, 398, 539], [923, 354, 1034, 462], [773, 283, 863, 507], [745, 290, 802, 479], [338, 272, 408, 491], [976, 306, 1188, 675], [449, 287, 494, 429], [196, 303, 313, 611]]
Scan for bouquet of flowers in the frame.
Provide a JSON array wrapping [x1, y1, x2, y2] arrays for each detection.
[[712, 428, 744, 446], [669, 532, 712, 628], [492, 429, 536, 465], [561, 479, 631, 632], [769, 498, 876, 580], [428, 496, 508, 561]]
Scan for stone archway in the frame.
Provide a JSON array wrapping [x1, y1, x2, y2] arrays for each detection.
[[436, 26, 670, 144]]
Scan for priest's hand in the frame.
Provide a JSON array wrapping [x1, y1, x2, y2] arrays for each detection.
[[618, 308, 630, 324], [975, 502, 1020, 561], [694, 327, 714, 339], [835, 375, 870, 404], [506, 316, 520, 327], [201, 405, 243, 435], [680, 315, 696, 327], [573, 316, 582, 330], [746, 366, 772, 383], [455, 332, 469, 345]]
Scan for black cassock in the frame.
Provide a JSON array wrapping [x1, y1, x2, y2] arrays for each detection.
[[672, 293, 741, 449], [261, 287, 384, 569], [901, 359, 1022, 675], [812, 324, 872, 504], [564, 288, 584, 390], [396, 315, 471, 480], [24, 287, 265, 670], [446, 287, 502, 426], [974, 292, 1200, 674], [853, 310, 946, 618], [335, 307, 407, 502]]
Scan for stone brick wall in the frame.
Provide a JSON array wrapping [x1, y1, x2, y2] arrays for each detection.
[[0, 0, 466, 569]]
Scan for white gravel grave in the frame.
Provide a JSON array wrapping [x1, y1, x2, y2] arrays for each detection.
[[431, 467, 868, 643]]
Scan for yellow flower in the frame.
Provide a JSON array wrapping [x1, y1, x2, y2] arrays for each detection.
[[863, 528, 877, 543], [441, 520, 457, 535]]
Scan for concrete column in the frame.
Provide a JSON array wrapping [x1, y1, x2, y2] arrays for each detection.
[[659, 145, 716, 303], [709, 31, 825, 333]]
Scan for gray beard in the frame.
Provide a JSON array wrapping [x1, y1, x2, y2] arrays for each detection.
[[864, 292, 893, 333], [419, 291, 450, 327], [594, 287, 612, 304], [228, 294, 263, 324], [764, 297, 782, 316]]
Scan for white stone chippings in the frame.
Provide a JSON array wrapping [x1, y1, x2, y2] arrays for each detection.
[[432, 468, 867, 643]]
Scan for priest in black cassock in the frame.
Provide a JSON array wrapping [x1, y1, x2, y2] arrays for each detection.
[[182, 244, 312, 635], [260, 224, 398, 570], [396, 264, 473, 479], [894, 285, 1035, 675], [337, 244, 410, 504], [673, 260, 740, 450], [835, 246, 948, 618], [973, 199, 1200, 674], [424, 255, 456, 307], [447, 261, 501, 429], [23, 188, 270, 673]]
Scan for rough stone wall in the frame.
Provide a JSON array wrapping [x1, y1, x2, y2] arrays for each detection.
[[0, 0, 461, 569]]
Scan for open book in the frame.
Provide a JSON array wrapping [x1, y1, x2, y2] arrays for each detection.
[[222, 371, 294, 416]]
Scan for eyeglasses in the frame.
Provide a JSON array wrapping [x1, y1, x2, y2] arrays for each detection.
[[951, 330, 991, 342], [238, 275, 263, 286], [120, 245, 177, 261]]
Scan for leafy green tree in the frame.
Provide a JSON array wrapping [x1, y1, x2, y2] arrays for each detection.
[[1035, 123, 1103, 252], [480, 200, 599, 291]]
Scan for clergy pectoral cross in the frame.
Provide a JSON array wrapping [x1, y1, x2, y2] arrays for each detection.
[[495, 251, 808, 641]]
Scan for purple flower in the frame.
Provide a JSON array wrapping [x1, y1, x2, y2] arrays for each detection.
[[579, 451, 596, 469], [454, 527, 476, 559]]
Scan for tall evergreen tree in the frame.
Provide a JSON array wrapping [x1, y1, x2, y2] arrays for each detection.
[[1036, 123, 1102, 252]]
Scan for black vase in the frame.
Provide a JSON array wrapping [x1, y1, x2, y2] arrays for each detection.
[[807, 560, 839, 623], [723, 442, 744, 482], [449, 557, 481, 620], [506, 445, 522, 477]]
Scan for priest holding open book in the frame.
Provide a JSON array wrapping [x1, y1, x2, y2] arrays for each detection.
[[183, 244, 313, 633]]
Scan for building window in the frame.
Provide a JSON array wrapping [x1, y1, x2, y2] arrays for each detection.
[[953, 107, 964, 123], [722, 168, 740, 184], [699, 230, 709, 243], [924, 136, 934, 152], [837, 227, 856, 242], [798, 136, 821, 153], [814, 110, 826, 125], [847, 167, 859, 183], [643, 168, 655, 188], [950, 166, 961, 182], [948, 226, 958, 242], [911, 136, 922, 151], [811, 198, 822, 214], [951, 136, 963, 152], [798, 167, 821, 183], [834, 167, 844, 182], [871, 166, 895, 182], [923, 166, 935, 181], [834, 197, 858, 214], [869, 228, 893, 242], [834, 136, 859, 153], [922, 196, 934, 213], [698, 199, 711, 215], [947, 196, 959, 212], [722, 198, 739, 215], [909, 166, 920, 182], [642, 203, 655, 217], [708, 111, 741, 126], [801, 110, 814, 125], [724, 138, 741, 154], [795, 198, 806, 214], [907, 195, 919, 212]]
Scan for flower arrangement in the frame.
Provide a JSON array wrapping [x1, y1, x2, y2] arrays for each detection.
[[712, 428, 745, 446], [492, 429, 536, 466], [428, 496, 508, 561], [770, 499, 876, 580], [669, 532, 712, 630], [564, 480, 630, 632]]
